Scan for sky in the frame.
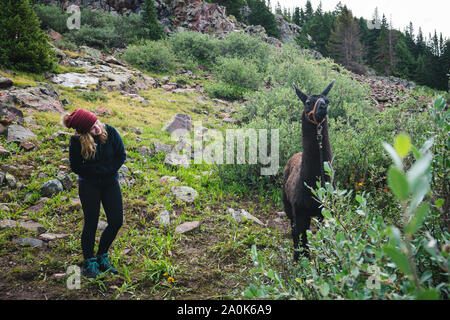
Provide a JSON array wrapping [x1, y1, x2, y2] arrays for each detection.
[[273, 0, 450, 39]]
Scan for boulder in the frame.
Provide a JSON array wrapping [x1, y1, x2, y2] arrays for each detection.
[[228, 208, 265, 226], [0, 77, 13, 89], [40, 179, 64, 197], [171, 186, 198, 202], [175, 221, 201, 234], [156, 209, 171, 227], [13, 237, 46, 248], [50, 72, 99, 88], [162, 113, 192, 135], [6, 124, 36, 143], [0, 104, 24, 125], [164, 153, 190, 169]]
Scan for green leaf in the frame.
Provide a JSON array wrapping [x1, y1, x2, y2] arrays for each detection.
[[415, 288, 440, 300], [406, 202, 430, 235], [320, 282, 330, 297], [322, 209, 332, 219], [383, 142, 403, 169], [406, 152, 432, 190], [435, 198, 444, 208], [387, 167, 409, 201], [394, 134, 411, 158], [383, 246, 413, 276]]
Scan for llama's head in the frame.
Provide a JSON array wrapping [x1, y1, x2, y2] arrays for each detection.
[[293, 80, 335, 125]]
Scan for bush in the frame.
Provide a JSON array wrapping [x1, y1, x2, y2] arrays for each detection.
[[67, 25, 122, 49], [220, 32, 274, 73], [245, 128, 449, 299], [168, 31, 221, 66], [33, 4, 69, 34], [213, 57, 263, 91], [205, 81, 246, 101], [121, 40, 177, 73]]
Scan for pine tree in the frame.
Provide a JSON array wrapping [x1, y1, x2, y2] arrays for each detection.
[[327, 6, 365, 73], [292, 7, 301, 26], [0, 0, 55, 73], [393, 35, 416, 78], [142, 0, 164, 40], [247, 0, 280, 39], [305, 0, 314, 21]]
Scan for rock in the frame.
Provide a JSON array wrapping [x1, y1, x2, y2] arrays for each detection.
[[20, 140, 36, 151], [157, 209, 171, 226], [13, 237, 46, 248], [175, 221, 201, 234], [0, 77, 13, 89], [0, 144, 9, 158], [25, 201, 45, 214], [171, 186, 198, 202], [104, 55, 123, 66], [228, 208, 265, 226], [137, 145, 153, 157], [48, 29, 62, 40], [153, 142, 173, 154], [5, 173, 16, 188], [51, 273, 66, 279], [276, 211, 286, 218], [164, 153, 190, 169], [40, 179, 64, 197], [174, 137, 192, 158], [97, 220, 108, 231], [57, 174, 73, 190], [0, 219, 47, 233], [4, 87, 65, 113], [0, 104, 24, 125], [159, 176, 179, 185], [39, 233, 70, 241], [6, 124, 36, 143], [69, 197, 81, 210], [50, 72, 99, 88], [163, 114, 192, 135]]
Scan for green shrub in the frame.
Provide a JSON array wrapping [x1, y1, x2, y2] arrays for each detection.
[[67, 25, 122, 49], [213, 56, 263, 91], [121, 40, 177, 73], [33, 4, 69, 34], [205, 81, 246, 101], [168, 31, 221, 66], [78, 91, 108, 102], [220, 32, 274, 73], [245, 128, 449, 299]]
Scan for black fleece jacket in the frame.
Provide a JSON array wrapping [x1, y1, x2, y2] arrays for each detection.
[[69, 123, 126, 186]]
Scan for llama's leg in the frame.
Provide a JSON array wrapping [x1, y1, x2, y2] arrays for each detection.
[[291, 204, 301, 261], [297, 213, 311, 259]]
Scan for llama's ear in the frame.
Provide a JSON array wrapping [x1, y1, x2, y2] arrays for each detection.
[[292, 83, 308, 104], [321, 79, 336, 96]]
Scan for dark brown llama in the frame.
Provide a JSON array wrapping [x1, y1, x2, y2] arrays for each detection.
[[283, 80, 335, 261]]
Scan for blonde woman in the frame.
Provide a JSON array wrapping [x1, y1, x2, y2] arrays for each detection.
[[63, 109, 126, 278]]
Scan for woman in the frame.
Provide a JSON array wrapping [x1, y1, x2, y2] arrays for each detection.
[[63, 108, 126, 278]]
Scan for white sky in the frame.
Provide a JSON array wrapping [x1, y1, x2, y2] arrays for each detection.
[[273, 0, 450, 39]]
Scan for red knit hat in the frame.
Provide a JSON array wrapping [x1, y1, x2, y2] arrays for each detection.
[[64, 109, 98, 134]]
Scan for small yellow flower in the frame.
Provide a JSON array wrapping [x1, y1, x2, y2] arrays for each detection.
[[163, 273, 168, 277], [167, 277, 175, 283]]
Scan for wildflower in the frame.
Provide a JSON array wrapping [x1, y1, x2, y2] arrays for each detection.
[[167, 276, 175, 283]]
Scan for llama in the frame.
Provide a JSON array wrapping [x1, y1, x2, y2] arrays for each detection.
[[283, 80, 335, 261]]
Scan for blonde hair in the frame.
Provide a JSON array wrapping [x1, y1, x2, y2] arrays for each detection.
[[63, 114, 108, 160]]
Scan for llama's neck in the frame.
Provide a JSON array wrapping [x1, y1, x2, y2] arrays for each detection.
[[300, 112, 332, 181]]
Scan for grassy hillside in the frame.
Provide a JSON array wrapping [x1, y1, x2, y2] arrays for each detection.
[[0, 27, 448, 299]]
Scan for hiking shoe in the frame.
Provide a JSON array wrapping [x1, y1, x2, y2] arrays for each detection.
[[97, 253, 118, 274], [82, 257, 101, 279]]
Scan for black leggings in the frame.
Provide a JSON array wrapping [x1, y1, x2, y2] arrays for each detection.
[[78, 178, 123, 260]]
